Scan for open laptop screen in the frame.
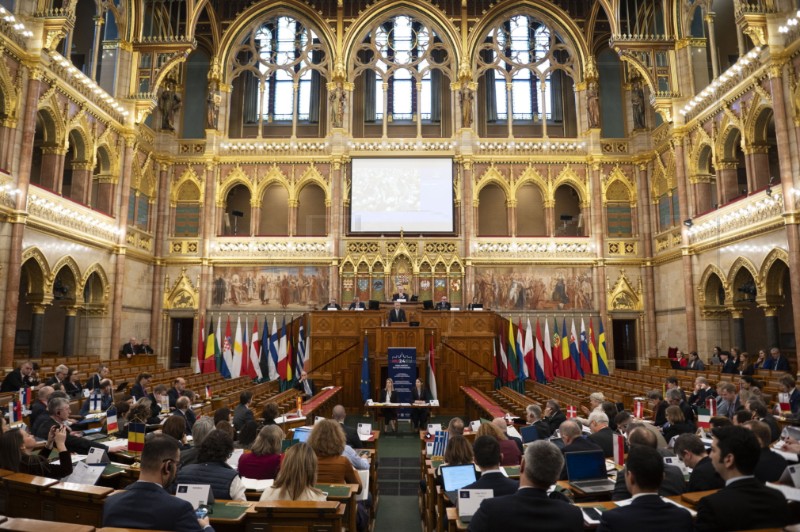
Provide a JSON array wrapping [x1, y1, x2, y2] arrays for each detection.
[[520, 425, 540, 444], [293, 429, 311, 442], [565, 450, 607, 482], [440, 464, 477, 492]]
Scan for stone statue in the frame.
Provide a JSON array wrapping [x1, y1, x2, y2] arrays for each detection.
[[206, 80, 220, 129], [330, 85, 346, 128], [587, 81, 600, 129], [631, 81, 646, 130], [159, 78, 181, 131], [460, 85, 473, 128]]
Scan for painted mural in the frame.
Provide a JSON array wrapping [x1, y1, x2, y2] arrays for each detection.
[[212, 266, 329, 310], [473, 266, 594, 311]]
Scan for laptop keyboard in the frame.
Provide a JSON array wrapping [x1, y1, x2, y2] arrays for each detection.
[[576, 480, 612, 487]]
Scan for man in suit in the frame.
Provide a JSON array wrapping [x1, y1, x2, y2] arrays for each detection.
[[673, 433, 724, 492], [293, 370, 315, 398], [612, 425, 685, 500], [80, 378, 114, 416], [688, 376, 716, 408], [29, 386, 53, 428], [348, 296, 366, 310], [542, 399, 567, 434], [558, 420, 602, 480], [434, 296, 451, 310], [147, 384, 170, 422], [763, 346, 791, 371], [463, 436, 519, 496], [136, 339, 155, 355], [687, 351, 705, 370], [746, 399, 780, 442], [333, 404, 362, 449], [167, 377, 186, 409], [598, 445, 693, 532], [322, 298, 341, 310], [36, 396, 109, 455], [122, 337, 138, 358], [468, 440, 583, 532], [172, 396, 197, 434], [0, 360, 35, 392], [46, 364, 69, 387], [694, 425, 790, 532], [743, 420, 787, 482], [103, 434, 213, 531], [716, 382, 741, 420], [720, 351, 738, 374], [392, 287, 411, 301], [86, 365, 109, 391], [232, 391, 255, 432], [388, 301, 406, 323], [588, 411, 619, 458], [525, 404, 552, 439]]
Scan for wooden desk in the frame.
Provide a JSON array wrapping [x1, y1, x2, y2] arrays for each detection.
[[316, 483, 358, 531], [0, 518, 94, 531], [366, 403, 438, 432], [250, 500, 344, 532], [208, 500, 254, 532], [41, 481, 113, 527], [3, 473, 59, 519]]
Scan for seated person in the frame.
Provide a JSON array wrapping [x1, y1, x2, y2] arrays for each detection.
[[260, 443, 326, 502], [0, 424, 73, 479], [307, 420, 362, 493], [239, 425, 284, 480], [333, 405, 362, 449], [46, 364, 69, 387], [476, 421, 520, 466], [612, 424, 685, 501], [232, 391, 255, 432], [121, 337, 138, 358], [131, 372, 152, 401], [172, 396, 197, 434], [410, 378, 431, 430], [743, 420, 786, 483], [294, 371, 315, 398], [322, 298, 341, 310], [463, 436, 519, 496], [380, 378, 398, 432], [348, 296, 366, 310], [0, 361, 35, 392], [392, 286, 411, 301], [80, 378, 114, 416], [175, 429, 246, 501], [388, 301, 407, 323], [661, 405, 695, 443], [672, 433, 723, 491], [587, 411, 621, 458], [435, 296, 451, 310], [136, 339, 155, 355], [558, 420, 602, 480], [525, 404, 552, 439]]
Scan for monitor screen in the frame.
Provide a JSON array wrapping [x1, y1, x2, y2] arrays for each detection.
[[440, 464, 477, 492], [565, 450, 606, 482], [520, 425, 540, 443], [293, 429, 311, 443]]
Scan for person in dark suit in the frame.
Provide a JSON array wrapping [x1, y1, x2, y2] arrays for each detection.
[[172, 396, 197, 435], [687, 351, 705, 370], [719, 351, 738, 373], [167, 377, 186, 409], [612, 425, 685, 500], [763, 347, 790, 371], [102, 434, 212, 531], [380, 378, 398, 433], [716, 382, 740, 420], [332, 405, 362, 449], [45, 364, 69, 387], [322, 298, 341, 310], [468, 440, 583, 532], [598, 445, 692, 532], [136, 339, 155, 355], [743, 419, 787, 483], [0, 361, 35, 392], [587, 412, 621, 458], [525, 404, 552, 439], [86, 365, 109, 391], [392, 287, 411, 301], [232, 391, 255, 432], [348, 296, 366, 310], [434, 296, 451, 310], [121, 337, 138, 358], [558, 420, 602, 480], [388, 301, 407, 323], [410, 378, 431, 430], [694, 425, 790, 532], [29, 386, 53, 429], [746, 399, 780, 442], [463, 436, 519, 496], [688, 376, 716, 408], [293, 371, 315, 398], [542, 400, 567, 435], [673, 433, 724, 492], [778, 374, 800, 416], [131, 372, 152, 401], [80, 379, 114, 416]]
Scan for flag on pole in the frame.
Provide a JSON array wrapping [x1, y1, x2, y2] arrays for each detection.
[[285, 319, 294, 382], [697, 408, 711, 429], [232, 315, 243, 379], [220, 316, 233, 378], [542, 319, 554, 382], [524, 318, 538, 383], [579, 318, 592, 376], [106, 406, 118, 434], [505, 321, 517, 382], [204, 318, 217, 374], [569, 318, 583, 379], [427, 334, 438, 400], [248, 317, 263, 379], [706, 397, 717, 416], [561, 319, 573, 379], [588, 319, 599, 375], [634, 401, 644, 418], [533, 319, 546, 383], [127, 423, 146, 453], [360, 333, 371, 402], [7, 401, 21, 423], [205, 384, 212, 399], [215, 315, 223, 376], [296, 317, 306, 378], [566, 405, 577, 419], [277, 317, 288, 380], [551, 318, 562, 378], [612, 433, 626, 467], [241, 316, 250, 378], [498, 326, 510, 384], [195, 315, 204, 374], [779, 392, 791, 413], [19, 387, 31, 408], [89, 392, 102, 413], [259, 317, 271, 379], [267, 317, 280, 381], [516, 318, 528, 383], [597, 318, 610, 375]]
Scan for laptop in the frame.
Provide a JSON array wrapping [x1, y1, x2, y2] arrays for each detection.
[[565, 450, 614, 493], [441, 463, 477, 502], [293, 428, 311, 442], [519, 425, 540, 444]]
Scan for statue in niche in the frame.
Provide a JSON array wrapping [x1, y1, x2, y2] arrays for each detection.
[[631, 80, 646, 130], [587, 81, 600, 129], [159, 78, 181, 131], [206, 79, 221, 129], [330, 85, 346, 128], [460, 85, 474, 128]]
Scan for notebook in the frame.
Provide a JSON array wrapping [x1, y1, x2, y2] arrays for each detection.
[[520, 425, 540, 444], [565, 450, 614, 493], [441, 463, 478, 502]]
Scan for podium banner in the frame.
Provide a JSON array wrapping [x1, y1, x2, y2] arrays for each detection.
[[388, 347, 417, 420]]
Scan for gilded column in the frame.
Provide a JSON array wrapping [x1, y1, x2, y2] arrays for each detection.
[[674, 133, 697, 351], [199, 163, 217, 320], [149, 162, 170, 348], [462, 161, 475, 300], [109, 136, 135, 357], [329, 160, 343, 301], [1, 68, 43, 365], [590, 163, 610, 357], [637, 163, 658, 357], [507, 199, 516, 237], [30, 304, 47, 358], [63, 306, 78, 357]]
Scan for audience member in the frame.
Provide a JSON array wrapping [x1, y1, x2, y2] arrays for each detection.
[[80, 378, 114, 416], [64, 368, 82, 398], [778, 374, 800, 416], [447, 417, 465, 437], [168, 378, 186, 409], [181, 416, 215, 465], [662, 405, 695, 443], [600, 401, 619, 431], [131, 373, 152, 400], [307, 419, 362, 493], [162, 415, 190, 451], [239, 425, 284, 480], [688, 377, 715, 407], [742, 420, 787, 483], [232, 391, 254, 431], [745, 398, 780, 442], [558, 420, 601, 480], [259, 443, 325, 502], [294, 371, 316, 399], [665, 387, 695, 427], [492, 417, 523, 453], [410, 378, 431, 430], [261, 402, 280, 425], [172, 396, 197, 434], [176, 429, 245, 501], [462, 436, 518, 496], [612, 425, 685, 501], [0, 425, 73, 478], [525, 404, 551, 439], [542, 399, 567, 434], [716, 382, 740, 420], [664, 377, 687, 403], [29, 386, 53, 428], [673, 433, 724, 491], [646, 390, 667, 426], [0, 361, 35, 392], [236, 420, 259, 450], [46, 364, 69, 387], [477, 422, 520, 466], [86, 364, 109, 390], [762, 347, 790, 372], [588, 411, 619, 458], [687, 351, 705, 370], [333, 404, 362, 449]]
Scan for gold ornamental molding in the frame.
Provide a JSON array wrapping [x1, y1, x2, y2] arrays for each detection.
[[606, 269, 642, 312], [163, 268, 199, 310]]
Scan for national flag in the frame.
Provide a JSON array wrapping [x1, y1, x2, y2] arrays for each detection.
[[706, 397, 717, 416], [215, 315, 223, 375], [7, 401, 21, 423], [542, 319, 554, 381], [588, 319, 599, 375], [506, 320, 518, 383], [106, 406, 118, 434], [360, 333, 371, 402], [612, 433, 626, 467], [285, 319, 294, 382], [195, 315, 204, 374], [277, 317, 288, 380], [259, 317, 271, 379], [634, 401, 644, 418], [89, 392, 102, 413], [551, 318, 563, 377], [566, 405, 577, 419], [205, 384, 212, 399], [427, 335, 438, 400], [561, 319, 573, 379], [19, 387, 31, 408], [241, 316, 250, 378], [569, 319, 583, 379], [204, 318, 217, 374], [597, 319, 610, 375], [267, 317, 280, 381], [295, 317, 306, 378], [779, 392, 791, 413], [232, 315, 243, 379], [517, 318, 528, 382], [525, 318, 539, 383], [491, 335, 502, 382], [498, 327, 509, 383], [579, 319, 592, 376], [220, 316, 233, 378], [534, 319, 547, 383], [127, 423, 146, 453], [697, 408, 711, 429], [248, 318, 263, 379]]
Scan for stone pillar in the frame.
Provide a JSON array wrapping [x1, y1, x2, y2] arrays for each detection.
[[507, 200, 516, 237], [545, 205, 554, 236], [731, 310, 746, 352], [462, 162, 475, 300], [38, 148, 66, 192], [674, 134, 697, 351], [736, 27, 746, 58], [198, 163, 217, 320], [63, 307, 77, 357], [768, 64, 800, 371], [250, 205, 261, 236], [149, 163, 170, 346], [749, 147, 771, 190], [90, 15, 104, 81], [716, 163, 739, 204], [109, 137, 135, 357], [30, 305, 46, 358], [95, 180, 115, 215], [705, 12, 720, 80], [590, 163, 611, 357], [70, 163, 93, 204], [1, 70, 43, 366], [692, 176, 714, 214], [637, 164, 658, 358], [762, 307, 780, 350], [288, 199, 298, 237]]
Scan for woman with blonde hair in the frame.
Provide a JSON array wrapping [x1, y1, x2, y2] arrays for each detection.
[[476, 421, 520, 466], [259, 443, 326, 502], [239, 425, 284, 480]]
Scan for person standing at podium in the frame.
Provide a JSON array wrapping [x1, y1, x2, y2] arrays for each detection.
[[435, 296, 451, 310], [388, 301, 407, 323]]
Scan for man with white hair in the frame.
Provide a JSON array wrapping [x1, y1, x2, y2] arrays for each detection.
[[46, 365, 69, 387], [576, 391, 605, 426], [588, 411, 620, 458]]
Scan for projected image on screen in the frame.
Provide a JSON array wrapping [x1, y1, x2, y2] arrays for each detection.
[[351, 158, 454, 233]]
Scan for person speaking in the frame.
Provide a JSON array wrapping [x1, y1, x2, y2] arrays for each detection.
[[348, 296, 366, 310], [388, 301, 407, 323], [435, 296, 451, 310]]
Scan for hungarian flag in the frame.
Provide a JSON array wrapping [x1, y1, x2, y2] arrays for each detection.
[[706, 396, 717, 416], [566, 405, 577, 419], [697, 408, 711, 429], [248, 318, 263, 379], [542, 319, 554, 381], [195, 315, 204, 374], [613, 433, 626, 467], [128, 423, 146, 453], [634, 401, 644, 419], [203, 318, 217, 374], [220, 316, 233, 378], [427, 335, 438, 400], [106, 406, 118, 434]]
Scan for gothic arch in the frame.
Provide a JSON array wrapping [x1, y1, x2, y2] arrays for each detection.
[[49, 256, 82, 296], [717, 125, 742, 162], [727, 256, 760, 303], [217, 166, 255, 205], [171, 167, 204, 204], [254, 166, 289, 200], [604, 166, 636, 203], [20, 247, 50, 299], [759, 248, 789, 305], [689, 141, 714, 177], [81, 263, 110, 306], [552, 166, 587, 205], [513, 166, 549, 205], [697, 264, 728, 309], [294, 165, 329, 203], [474, 166, 512, 203], [65, 124, 92, 162], [35, 106, 62, 147], [746, 105, 774, 146]]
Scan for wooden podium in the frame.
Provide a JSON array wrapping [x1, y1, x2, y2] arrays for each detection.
[[372, 324, 430, 354]]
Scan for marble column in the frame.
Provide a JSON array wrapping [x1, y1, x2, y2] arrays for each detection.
[[288, 200, 298, 237], [637, 164, 658, 358], [731, 310, 746, 352], [462, 162, 475, 301], [149, 163, 170, 347], [749, 147, 771, 190], [674, 134, 698, 351], [692, 176, 715, 214], [30, 305, 46, 358], [763, 307, 780, 350], [716, 163, 739, 204], [1, 70, 43, 366], [38, 147, 66, 192], [63, 306, 77, 357], [507, 200, 516, 237], [109, 137, 135, 357], [90, 15, 104, 81], [94, 180, 115, 214], [590, 164, 611, 359], [705, 12, 720, 79], [198, 163, 217, 322], [70, 163, 93, 204]]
